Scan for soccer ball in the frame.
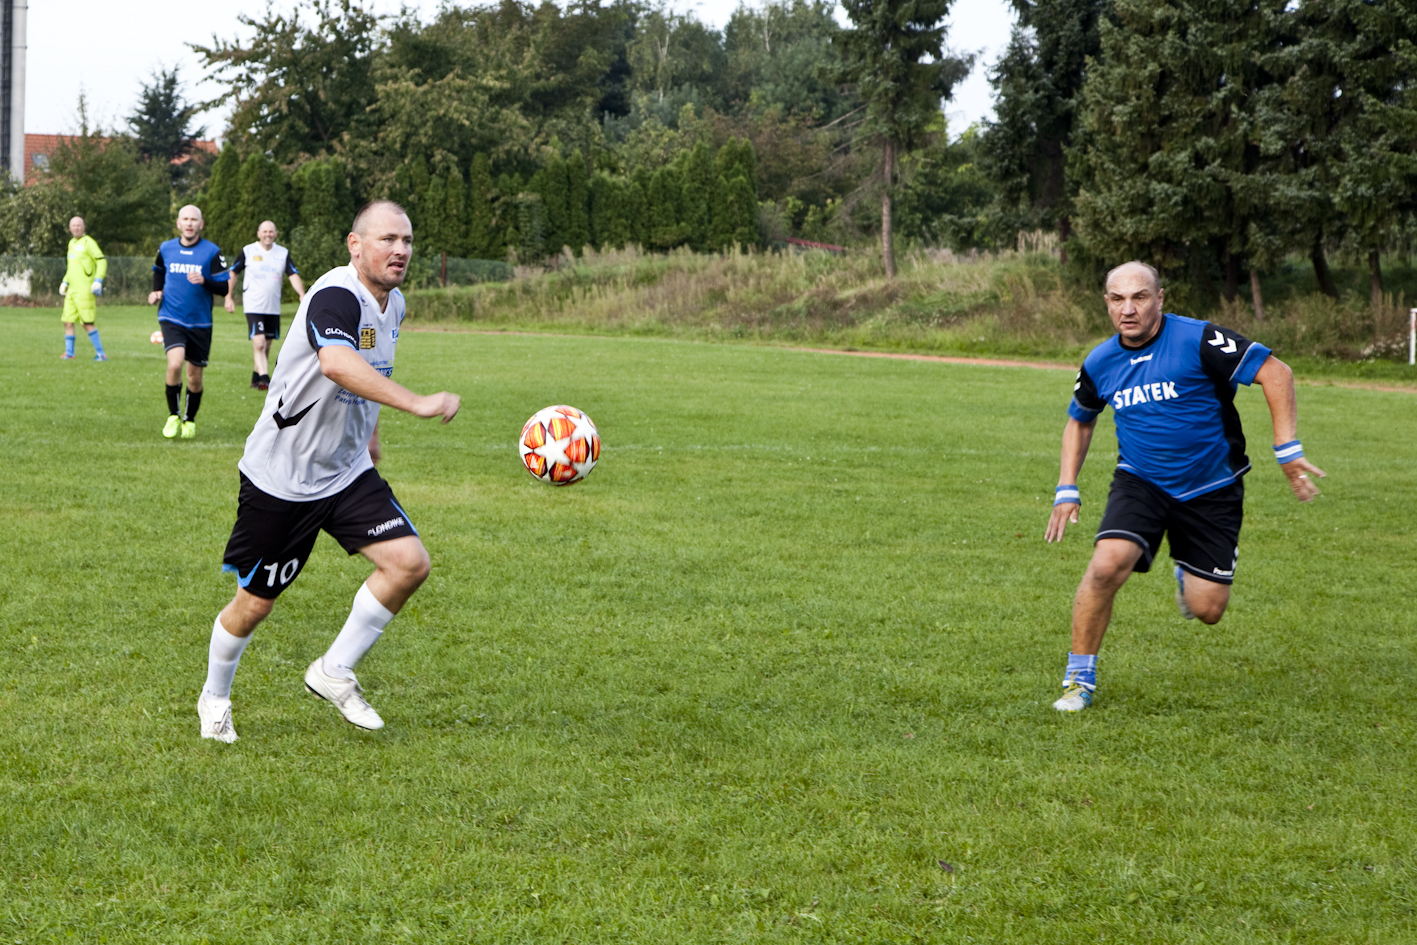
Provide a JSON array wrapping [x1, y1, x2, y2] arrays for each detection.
[[519, 405, 600, 485], [149, 330, 163, 344]]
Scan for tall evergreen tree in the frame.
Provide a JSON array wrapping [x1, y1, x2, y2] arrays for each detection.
[[680, 141, 716, 250], [565, 150, 592, 254], [129, 67, 207, 186], [443, 167, 467, 257], [422, 173, 449, 255], [466, 153, 496, 258], [979, 0, 1107, 258], [233, 153, 291, 254], [203, 145, 242, 255], [288, 157, 355, 281], [835, 0, 971, 276]]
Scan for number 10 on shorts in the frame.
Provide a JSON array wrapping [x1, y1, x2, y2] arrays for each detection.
[[265, 559, 301, 588]]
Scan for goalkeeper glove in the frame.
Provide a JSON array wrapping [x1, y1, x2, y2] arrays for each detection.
[[59, 281, 68, 296], [91, 279, 103, 297]]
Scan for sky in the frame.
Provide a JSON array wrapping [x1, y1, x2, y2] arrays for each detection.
[[27, 0, 1017, 141]]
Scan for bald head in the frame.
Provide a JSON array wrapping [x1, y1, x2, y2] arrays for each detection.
[[68, 216, 85, 238], [176, 204, 205, 244], [1105, 260, 1160, 295], [352, 200, 409, 236]]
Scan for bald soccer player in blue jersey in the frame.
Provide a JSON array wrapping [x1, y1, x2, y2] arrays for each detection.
[[1044, 261, 1326, 712], [149, 205, 230, 439]]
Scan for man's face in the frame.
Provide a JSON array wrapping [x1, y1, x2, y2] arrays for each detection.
[[69, 217, 85, 238], [176, 207, 204, 242], [1104, 266, 1165, 345], [348, 209, 413, 290], [258, 222, 277, 248]]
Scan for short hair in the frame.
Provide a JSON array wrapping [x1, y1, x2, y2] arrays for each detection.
[[1105, 260, 1161, 293], [351, 200, 409, 235]]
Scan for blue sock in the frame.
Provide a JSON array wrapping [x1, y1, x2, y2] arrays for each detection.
[[64, 335, 75, 357], [87, 328, 105, 358], [1065, 652, 1097, 691]]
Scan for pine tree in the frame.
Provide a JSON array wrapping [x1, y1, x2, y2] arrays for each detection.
[[234, 153, 291, 253], [646, 166, 684, 250], [978, 0, 1106, 256], [565, 150, 592, 254], [202, 145, 242, 254], [836, 0, 971, 277], [422, 174, 448, 255], [589, 172, 625, 250], [533, 155, 570, 256], [680, 141, 716, 250], [288, 157, 355, 280], [467, 153, 496, 258], [407, 154, 431, 232], [443, 167, 466, 258], [626, 174, 649, 248]]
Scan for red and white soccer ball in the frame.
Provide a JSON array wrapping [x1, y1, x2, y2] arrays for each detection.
[[519, 405, 601, 485], [149, 330, 163, 344]]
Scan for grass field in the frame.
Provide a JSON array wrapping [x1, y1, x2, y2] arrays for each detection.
[[3, 303, 1416, 943]]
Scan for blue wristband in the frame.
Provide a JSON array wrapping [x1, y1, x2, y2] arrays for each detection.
[[1273, 440, 1303, 464], [1054, 485, 1081, 506]]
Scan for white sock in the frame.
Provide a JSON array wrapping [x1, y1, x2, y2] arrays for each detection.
[[203, 615, 252, 700], [322, 583, 395, 679]]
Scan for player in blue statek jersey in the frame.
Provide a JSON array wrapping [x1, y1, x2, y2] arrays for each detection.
[[148, 205, 230, 440], [1043, 262, 1326, 712]]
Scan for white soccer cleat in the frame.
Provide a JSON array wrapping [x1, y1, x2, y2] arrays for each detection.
[[1053, 679, 1094, 712], [304, 658, 384, 730], [198, 693, 239, 742], [1175, 565, 1196, 620]]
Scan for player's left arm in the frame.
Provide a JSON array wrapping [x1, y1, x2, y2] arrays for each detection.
[[89, 237, 107, 283], [1253, 355, 1325, 501], [186, 250, 230, 295], [289, 274, 306, 300]]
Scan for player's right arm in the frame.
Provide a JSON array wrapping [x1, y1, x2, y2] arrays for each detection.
[[1046, 364, 1105, 543], [147, 250, 164, 305], [308, 287, 460, 422], [224, 250, 245, 313]]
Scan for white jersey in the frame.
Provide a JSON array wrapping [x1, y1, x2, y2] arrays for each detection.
[[234, 241, 296, 315], [238, 265, 404, 501]]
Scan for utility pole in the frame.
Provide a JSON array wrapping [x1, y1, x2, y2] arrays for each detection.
[[0, 0, 26, 181]]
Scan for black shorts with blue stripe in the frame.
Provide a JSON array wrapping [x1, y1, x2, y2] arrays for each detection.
[[1096, 469, 1243, 584], [221, 469, 419, 599]]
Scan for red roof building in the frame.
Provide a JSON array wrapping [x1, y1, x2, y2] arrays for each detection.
[[23, 133, 218, 182]]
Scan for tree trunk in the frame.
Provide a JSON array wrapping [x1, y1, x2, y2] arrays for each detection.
[[881, 139, 896, 280], [1249, 268, 1265, 323], [1310, 238, 1338, 298], [1058, 215, 1071, 265], [1224, 252, 1240, 303], [1368, 249, 1383, 307]]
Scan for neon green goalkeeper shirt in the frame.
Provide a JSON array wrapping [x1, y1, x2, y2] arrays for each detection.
[[65, 235, 107, 287]]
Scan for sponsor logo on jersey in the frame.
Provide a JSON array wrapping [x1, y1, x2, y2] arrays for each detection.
[[367, 516, 406, 537], [359, 327, 376, 349], [168, 263, 205, 274], [273, 396, 319, 429], [1111, 381, 1179, 410], [1129, 353, 1153, 364], [323, 326, 357, 344], [1207, 330, 1237, 354]]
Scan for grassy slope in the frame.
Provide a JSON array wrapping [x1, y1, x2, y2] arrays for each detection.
[[404, 248, 1417, 390], [2, 304, 1415, 942]]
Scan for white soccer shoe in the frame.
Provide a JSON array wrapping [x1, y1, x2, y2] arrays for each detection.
[[198, 693, 239, 743], [1053, 677, 1094, 712], [304, 658, 385, 730]]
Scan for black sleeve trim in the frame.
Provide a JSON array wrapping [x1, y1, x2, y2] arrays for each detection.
[[285, 254, 298, 276], [306, 286, 362, 350], [1198, 322, 1259, 384], [208, 278, 229, 297], [152, 252, 164, 292], [1074, 364, 1105, 411], [229, 250, 247, 274]]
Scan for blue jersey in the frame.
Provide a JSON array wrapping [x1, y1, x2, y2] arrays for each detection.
[[153, 238, 229, 328], [1068, 313, 1271, 500]]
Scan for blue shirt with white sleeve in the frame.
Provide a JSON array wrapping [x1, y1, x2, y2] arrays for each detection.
[[1067, 313, 1271, 501]]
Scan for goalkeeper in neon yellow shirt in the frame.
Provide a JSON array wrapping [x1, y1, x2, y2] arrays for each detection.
[[60, 216, 108, 360]]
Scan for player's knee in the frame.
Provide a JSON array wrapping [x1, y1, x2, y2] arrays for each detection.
[[1194, 598, 1228, 625], [384, 541, 431, 588]]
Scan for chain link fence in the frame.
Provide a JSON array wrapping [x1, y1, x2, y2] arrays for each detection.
[[0, 254, 511, 305]]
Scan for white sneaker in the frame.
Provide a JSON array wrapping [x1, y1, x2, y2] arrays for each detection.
[[1053, 676, 1094, 712], [198, 693, 239, 742], [304, 658, 384, 730]]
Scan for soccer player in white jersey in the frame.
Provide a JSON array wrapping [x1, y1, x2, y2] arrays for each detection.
[[225, 220, 306, 390], [198, 201, 460, 742]]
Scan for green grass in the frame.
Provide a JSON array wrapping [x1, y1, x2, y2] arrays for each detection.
[[3, 303, 1416, 943]]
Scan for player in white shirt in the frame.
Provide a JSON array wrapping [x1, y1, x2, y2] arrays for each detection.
[[198, 201, 461, 742], [224, 221, 306, 390]]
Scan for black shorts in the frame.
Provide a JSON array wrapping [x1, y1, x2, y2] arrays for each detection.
[[222, 469, 420, 600], [1096, 469, 1244, 585], [159, 320, 213, 367], [246, 312, 281, 340]]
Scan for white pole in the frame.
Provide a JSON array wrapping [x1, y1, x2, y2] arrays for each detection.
[[1409, 308, 1415, 367]]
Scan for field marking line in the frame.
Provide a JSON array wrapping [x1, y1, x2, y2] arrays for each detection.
[[403, 326, 1417, 392]]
